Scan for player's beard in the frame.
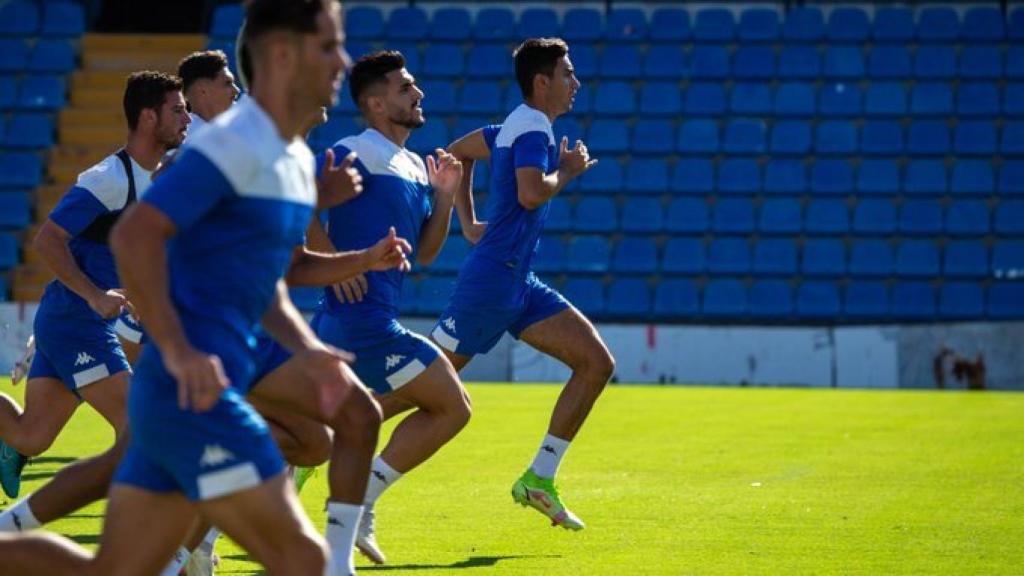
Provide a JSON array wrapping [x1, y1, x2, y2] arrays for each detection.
[[389, 103, 425, 130]]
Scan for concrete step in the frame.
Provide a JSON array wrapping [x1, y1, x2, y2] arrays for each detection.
[[70, 87, 123, 109], [59, 108, 124, 133], [70, 70, 129, 93], [81, 33, 206, 54], [60, 125, 124, 148]]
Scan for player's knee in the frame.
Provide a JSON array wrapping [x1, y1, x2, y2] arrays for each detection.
[[582, 348, 615, 388], [283, 430, 332, 467], [448, 387, 472, 432], [335, 387, 382, 441], [17, 429, 57, 457], [267, 532, 327, 574]]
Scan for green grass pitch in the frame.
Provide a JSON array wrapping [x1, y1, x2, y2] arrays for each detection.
[[2, 377, 1022, 574]]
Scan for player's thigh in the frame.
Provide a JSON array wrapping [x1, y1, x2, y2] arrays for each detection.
[[248, 352, 361, 422], [18, 377, 80, 442], [438, 347, 472, 372], [78, 370, 130, 433], [518, 306, 614, 371], [249, 394, 332, 466], [118, 339, 141, 366], [390, 354, 469, 414], [91, 484, 196, 576]]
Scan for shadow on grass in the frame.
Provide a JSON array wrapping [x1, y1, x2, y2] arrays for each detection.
[[214, 554, 559, 573], [68, 533, 100, 545], [29, 456, 77, 466]]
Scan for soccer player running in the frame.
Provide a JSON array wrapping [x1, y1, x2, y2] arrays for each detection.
[[0, 1, 372, 574], [177, 49, 240, 134], [0, 72, 190, 500], [307, 50, 469, 563], [431, 38, 614, 531]]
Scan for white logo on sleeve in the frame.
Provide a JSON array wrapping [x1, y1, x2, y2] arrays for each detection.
[[200, 444, 236, 468], [443, 317, 456, 333], [385, 354, 405, 371], [74, 352, 95, 366]]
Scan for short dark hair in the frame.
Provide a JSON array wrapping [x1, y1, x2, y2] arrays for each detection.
[[349, 50, 405, 106], [177, 50, 229, 92], [123, 71, 182, 131], [513, 38, 568, 98], [243, 0, 334, 44]]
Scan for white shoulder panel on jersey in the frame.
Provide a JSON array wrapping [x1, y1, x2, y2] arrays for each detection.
[[494, 104, 555, 149], [75, 154, 130, 211], [337, 129, 428, 186]]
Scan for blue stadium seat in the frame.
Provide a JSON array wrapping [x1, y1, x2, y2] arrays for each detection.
[[666, 198, 709, 233], [908, 121, 950, 155], [640, 82, 681, 116], [458, 81, 502, 115], [690, 45, 730, 79], [723, 119, 765, 154], [41, 2, 85, 37], [770, 120, 811, 155], [346, 6, 384, 40], [1013, 7, 1024, 41], [910, 83, 952, 116], [815, 121, 856, 155], [678, 119, 719, 154], [419, 81, 455, 114], [749, 280, 793, 318], [955, 121, 997, 156], [796, 281, 840, 319], [612, 237, 658, 274], [959, 46, 1002, 80], [805, 199, 849, 235], [562, 8, 603, 42], [429, 7, 470, 40], [210, 3, 244, 38], [707, 237, 751, 274], [914, 45, 956, 80], [545, 199, 571, 233], [570, 45, 598, 78], [868, 46, 911, 79], [892, 282, 936, 320], [759, 199, 801, 235], [574, 197, 617, 233], [778, 46, 820, 79], [944, 240, 988, 278], [578, 158, 624, 193], [730, 83, 772, 115], [774, 82, 815, 116], [684, 83, 726, 116], [662, 237, 705, 274], [1001, 161, 1024, 194], [606, 8, 648, 42], [593, 82, 635, 115], [857, 159, 900, 195], [655, 279, 699, 318], [917, 7, 959, 42], [860, 121, 903, 156], [899, 200, 943, 236], [764, 159, 806, 194], [626, 159, 669, 195], [621, 197, 664, 232], [783, 7, 824, 42], [818, 82, 862, 116], [451, 115, 491, 142], [712, 198, 755, 234], [650, 8, 690, 42], [995, 201, 1024, 236], [586, 120, 629, 155], [1002, 122, 1024, 155], [474, 7, 515, 41], [0, 232, 18, 269], [753, 239, 797, 276], [567, 236, 610, 273], [0, 153, 41, 188], [904, 160, 947, 195], [386, 7, 428, 40], [466, 44, 512, 79], [811, 160, 853, 195], [0, 193, 29, 229], [423, 44, 464, 78], [432, 236, 470, 273], [1009, 47, 1024, 79], [405, 121, 449, 155], [989, 283, 1024, 319], [643, 45, 686, 79], [632, 120, 673, 155], [562, 278, 605, 316], [873, 7, 914, 43], [738, 8, 779, 42], [993, 240, 1024, 279], [28, 39, 75, 73], [824, 46, 864, 79], [845, 282, 889, 318], [600, 45, 642, 79], [518, 8, 559, 38], [827, 7, 869, 42], [951, 161, 994, 196], [3, 113, 52, 149], [694, 8, 734, 42], [533, 235, 566, 273], [566, 81, 591, 114], [946, 201, 990, 236], [607, 278, 651, 318], [958, 83, 999, 117], [962, 7, 1005, 41], [0, 39, 29, 73], [853, 199, 897, 235], [896, 240, 940, 278], [849, 239, 893, 277], [732, 46, 775, 80], [865, 83, 906, 117], [940, 282, 985, 319], [717, 159, 760, 195], [703, 279, 747, 318], [0, 77, 15, 109], [671, 160, 714, 195], [802, 239, 846, 277]]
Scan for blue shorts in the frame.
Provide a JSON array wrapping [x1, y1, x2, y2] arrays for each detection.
[[28, 301, 131, 396], [432, 272, 569, 357], [114, 311, 148, 345], [114, 345, 284, 502], [251, 333, 292, 384], [313, 312, 440, 395]]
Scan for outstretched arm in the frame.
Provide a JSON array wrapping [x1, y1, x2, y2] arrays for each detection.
[[416, 149, 463, 265], [448, 129, 491, 244], [516, 136, 597, 210]]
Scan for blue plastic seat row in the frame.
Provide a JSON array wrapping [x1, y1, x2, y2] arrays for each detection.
[[0, 192, 31, 230], [0, 1, 85, 37], [0, 39, 78, 74]]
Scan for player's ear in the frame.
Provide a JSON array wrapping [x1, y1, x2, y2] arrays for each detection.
[[139, 108, 157, 129]]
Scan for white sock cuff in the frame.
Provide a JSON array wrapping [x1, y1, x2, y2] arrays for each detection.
[[326, 500, 362, 517], [542, 433, 571, 453], [8, 498, 41, 531], [373, 456, 403, 482]]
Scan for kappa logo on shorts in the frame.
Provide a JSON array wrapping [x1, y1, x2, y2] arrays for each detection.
[[385, 354, 405, 370], [199, 444, 236, 467], [74, 352, 95, 366], [443, 317, 456, 333]]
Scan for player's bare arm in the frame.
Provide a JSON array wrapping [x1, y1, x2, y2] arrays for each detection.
[[34, 220, 128, 319], [448, 129, 490, 244], [516, 136, 597, 210], [416, 149, 463, 265]]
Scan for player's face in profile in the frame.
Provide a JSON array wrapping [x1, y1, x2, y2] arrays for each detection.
[[551, 55, 580, 115], [157, 90, 191, 148], [299, 4, 346, 110], [205, 68, 240, 117], [383, 68, 425, 129]]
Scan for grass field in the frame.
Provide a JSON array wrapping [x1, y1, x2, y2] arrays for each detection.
[[2, 377, 1022, 575]]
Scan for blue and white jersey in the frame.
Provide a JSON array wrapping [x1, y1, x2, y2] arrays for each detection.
[[143, 97, 317, 367], [44, 152, 153, 314], [317, 128, 432, 348]]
